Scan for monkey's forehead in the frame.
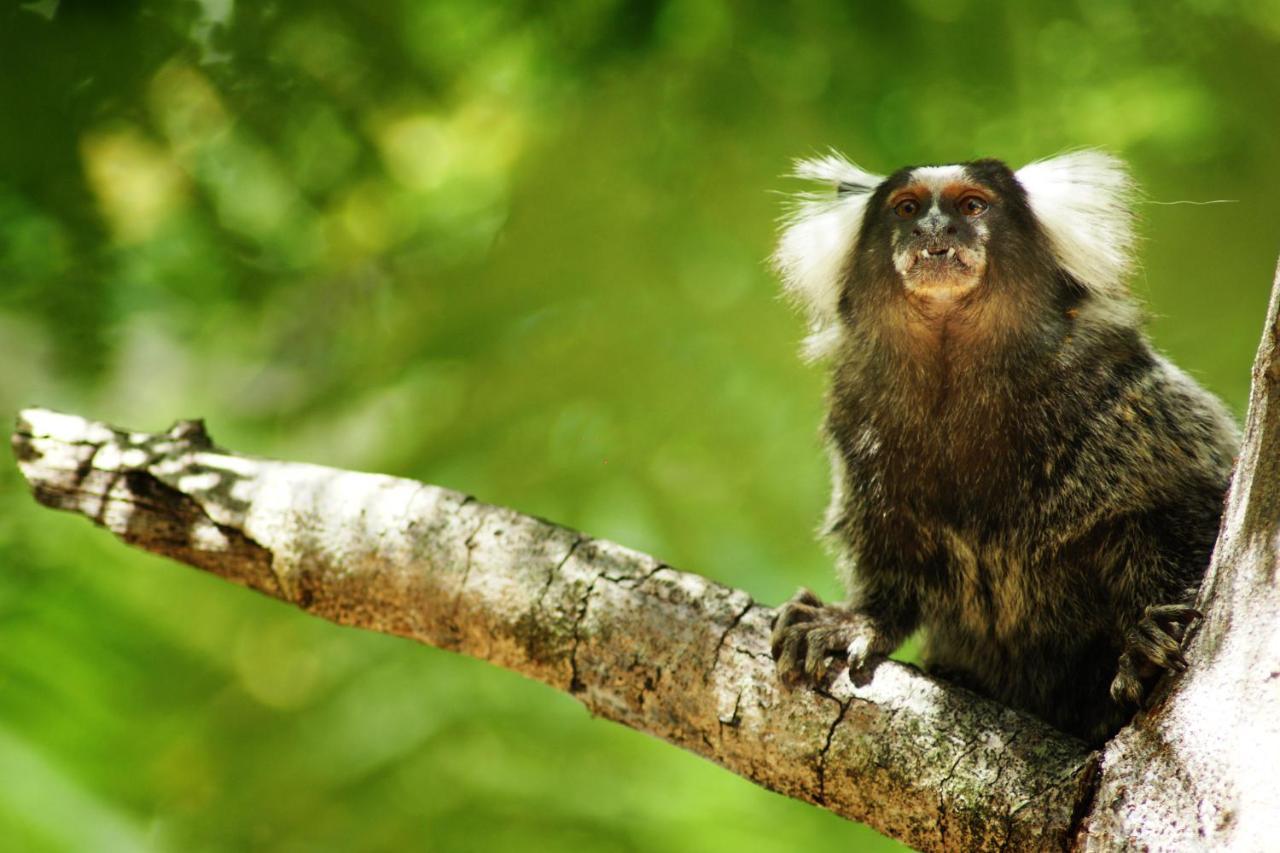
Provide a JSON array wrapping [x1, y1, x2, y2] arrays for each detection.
[[881, 159, 1019, 198]]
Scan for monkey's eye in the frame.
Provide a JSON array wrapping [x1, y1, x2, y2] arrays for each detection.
[[959, 195, 989, 217], [893, 199, 919, 218]]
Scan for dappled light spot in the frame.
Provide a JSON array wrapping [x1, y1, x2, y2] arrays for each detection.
[[80, 126, 188, 245]]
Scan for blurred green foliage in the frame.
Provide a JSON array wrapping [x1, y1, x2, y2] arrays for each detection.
[[1, 1, 1276, 850]]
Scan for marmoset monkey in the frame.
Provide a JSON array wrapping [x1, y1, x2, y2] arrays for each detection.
[[770, 151, 1238, 743]]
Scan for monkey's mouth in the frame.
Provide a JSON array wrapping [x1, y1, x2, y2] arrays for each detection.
[[910, 245, 968, 271], [896, 244, 984, 299]]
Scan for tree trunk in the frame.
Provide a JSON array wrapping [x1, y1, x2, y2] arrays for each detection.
[[12, 260, 1280, 850]]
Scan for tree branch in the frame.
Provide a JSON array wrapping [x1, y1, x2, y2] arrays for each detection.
[[12, 408, 1093, 852]]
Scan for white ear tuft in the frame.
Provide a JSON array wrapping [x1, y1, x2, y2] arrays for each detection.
[[1014, 150, 1138, 299], [773, 152, 884, 361]]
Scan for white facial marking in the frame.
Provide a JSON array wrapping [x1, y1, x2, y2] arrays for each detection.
[[910, 164, 968, 196], [916, 163, 962, 188]]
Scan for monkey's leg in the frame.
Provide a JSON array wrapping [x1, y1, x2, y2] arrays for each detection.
[[1109, 603, 1202, 706], [770, 587, 892, 688]]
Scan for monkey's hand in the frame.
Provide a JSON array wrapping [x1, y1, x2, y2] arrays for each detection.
[[770, 587, 891, 689], [1109, 603, 1202, 706]]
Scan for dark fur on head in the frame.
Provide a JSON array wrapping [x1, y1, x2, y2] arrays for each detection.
[[772, 151, 1238, 743]]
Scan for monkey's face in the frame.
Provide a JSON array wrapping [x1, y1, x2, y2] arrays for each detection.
[[882, 165, 995, 303]]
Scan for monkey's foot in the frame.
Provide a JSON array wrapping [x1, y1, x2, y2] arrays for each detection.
[[1109, 603, 1203, 706], [770, 587, 885, 689]]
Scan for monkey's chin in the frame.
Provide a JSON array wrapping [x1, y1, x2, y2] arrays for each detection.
[[902, 273, 982, 305]]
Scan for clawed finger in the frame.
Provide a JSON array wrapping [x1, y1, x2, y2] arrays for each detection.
[[1144, 603, 1203, 625], [770, 587, 829, 659], [771, 604, 821, 658], [1137, 619, 1182, 658], [775, 627, 809, 689], [1110, 656, 1144, 705]]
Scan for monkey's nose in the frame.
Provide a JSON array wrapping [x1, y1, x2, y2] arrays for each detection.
[[912, 222, 959, 238]]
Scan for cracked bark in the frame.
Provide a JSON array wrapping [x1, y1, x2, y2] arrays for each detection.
[[11, 261, 1280, 852]]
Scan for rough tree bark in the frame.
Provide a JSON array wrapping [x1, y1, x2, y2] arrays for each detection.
[[11, 260, 1280, 851]]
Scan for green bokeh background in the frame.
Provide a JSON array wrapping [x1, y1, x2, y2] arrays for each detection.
[[1, 1, 1276, 850]]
